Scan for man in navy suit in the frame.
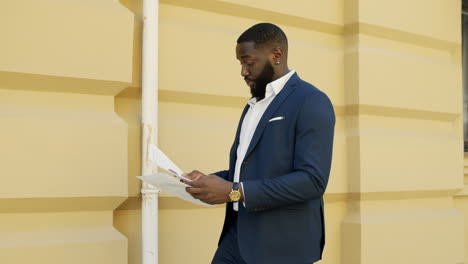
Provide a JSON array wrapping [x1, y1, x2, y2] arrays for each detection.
[[184, 23, 335, 264]]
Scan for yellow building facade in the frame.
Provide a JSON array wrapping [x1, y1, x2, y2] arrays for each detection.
[[0, 0, 465, 263]]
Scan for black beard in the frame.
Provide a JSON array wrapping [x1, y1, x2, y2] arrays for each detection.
[[250, 62, 275, 99]]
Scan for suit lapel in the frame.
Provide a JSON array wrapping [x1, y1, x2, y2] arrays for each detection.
[[228, 104, 250, 180], [232, 104, 250, 153], [243, 73, 299, 160]]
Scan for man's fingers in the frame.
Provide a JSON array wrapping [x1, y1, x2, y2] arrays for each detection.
[[185, 186, 203, 195], [188, 179, 203, 187], [182, 173, 195, 180], [185, 170, 205, 181], [188, 170, 200, 178], [181, 179, 193, 186], [185, 187, 207, 200]]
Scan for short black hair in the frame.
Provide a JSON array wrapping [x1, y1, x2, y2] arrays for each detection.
[[237, 23, 288, 51]]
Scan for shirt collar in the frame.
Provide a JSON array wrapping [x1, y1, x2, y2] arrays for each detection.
[[248, 70, 296, 106]]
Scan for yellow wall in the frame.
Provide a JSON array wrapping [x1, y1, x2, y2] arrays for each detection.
[[1, 0, 465, 264], [0, 0, 132, 263]]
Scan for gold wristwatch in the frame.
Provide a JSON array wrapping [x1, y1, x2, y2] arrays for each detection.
[[229, 182, 241, 202]]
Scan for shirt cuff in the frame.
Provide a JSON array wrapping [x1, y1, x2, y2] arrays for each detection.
[[240, 182, 246, 207]]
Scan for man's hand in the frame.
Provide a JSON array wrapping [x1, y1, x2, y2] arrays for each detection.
[[183, 170, 233, 205], [182, 170, 206, 181]]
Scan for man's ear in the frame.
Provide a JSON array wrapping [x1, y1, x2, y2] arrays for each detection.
[[271, 47, 284, 64], [272, 47, 284, 61]]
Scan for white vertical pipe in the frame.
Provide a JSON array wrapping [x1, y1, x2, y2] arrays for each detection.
[[141, 0, 159, 264]]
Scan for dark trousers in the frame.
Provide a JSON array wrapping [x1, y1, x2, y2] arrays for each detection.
[[212, 213, 247, 264], [212, 213, 316, 264]]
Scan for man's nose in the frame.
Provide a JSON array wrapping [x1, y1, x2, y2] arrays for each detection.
[[241, 65, 250, 77]]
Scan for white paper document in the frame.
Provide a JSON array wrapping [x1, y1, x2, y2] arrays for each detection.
[[137, 173, 215, 207], [148, 144, 192, 182]]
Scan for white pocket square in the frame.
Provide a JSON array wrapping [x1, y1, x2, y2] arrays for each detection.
[[268, 116, 285, 122]]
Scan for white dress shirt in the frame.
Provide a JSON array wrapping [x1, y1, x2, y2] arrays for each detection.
[[233, 70, 295, 211]]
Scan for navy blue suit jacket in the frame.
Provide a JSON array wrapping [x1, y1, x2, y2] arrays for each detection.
[[214, 73, 335, 264]]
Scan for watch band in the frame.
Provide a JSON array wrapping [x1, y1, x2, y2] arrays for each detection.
[[232, 182, 239, 191]]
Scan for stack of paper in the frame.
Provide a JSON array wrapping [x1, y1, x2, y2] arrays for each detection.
[[137, 145, 215, 207], [147, 144, 192, 182], [137, 173, 215, 207]]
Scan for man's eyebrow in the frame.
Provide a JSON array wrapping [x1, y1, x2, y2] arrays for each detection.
[[240, 55, 251, 59]]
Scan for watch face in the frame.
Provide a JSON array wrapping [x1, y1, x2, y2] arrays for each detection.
[[229, 190, 241, 202]]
